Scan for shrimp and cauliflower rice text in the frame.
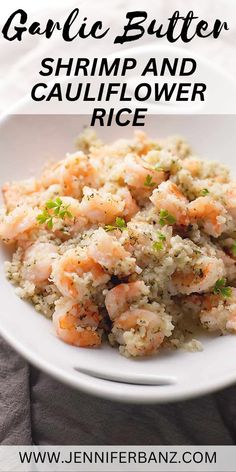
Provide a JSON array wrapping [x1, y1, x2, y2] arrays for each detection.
[[1, 130, 236, 357]]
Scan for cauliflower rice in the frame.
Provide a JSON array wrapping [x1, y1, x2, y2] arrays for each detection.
[[1, 129, 236, 357]]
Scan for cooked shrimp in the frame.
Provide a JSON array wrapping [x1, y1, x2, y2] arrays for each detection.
[[116, 187, 139, 220], [53, 297, 101, 347], [123, 153, 167, 190], [4, 182, 64, 212], [21, 241, 58, 285], [49, 196, 87, 235], [111, 306, 173, 357], [188, 196, 227, 237], [170, 256, 225, 295], [39, 184, 63, 204], [51, 247, 110, 300], [105, 281, 149, 320], [181, 157, 202, 177], [51, 196, 81, 218], [41, 152, 98, 198], [88, 228, 140, 277], [36, 195, 87, 237], [79, 187, 125, 224], [215, 248, 236, 282], [0, 205, 39, 243], [150, 181, 189, 226], [38, 195, 88, 237], [199, 288, 236, 333], [2, 178, 41, 211], [132, 130, 154, 156]]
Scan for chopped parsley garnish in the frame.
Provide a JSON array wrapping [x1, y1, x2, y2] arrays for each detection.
[[200, 188, 209, 196], [144, 174, 156, 188], [231, 242, 236, 257], [37, 209, 54, 229], [37, 198, 73, 229], [213, 278, 232, 298], [159, 209, 176, 227], [105, 217, 127, 232], [157, 231, 166, 241], [153, 231, 166, 251], [153, 241, 163, 251]]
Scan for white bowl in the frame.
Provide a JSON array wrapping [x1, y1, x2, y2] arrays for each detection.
[[1, 113, 236, 404]]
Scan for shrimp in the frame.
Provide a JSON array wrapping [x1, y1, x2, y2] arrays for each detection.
[[21, 241, 58, 285], [181, 157, 202, 177], [215, 248, 236, 282], [41, 152, 98, 198], [3, 181, 64, 213], [199, 288, 236, 333], [170, 256, 225, 295], [123, 153, 167, 190], [39, 184, 63, 205], [150, 181, 189, 226], [105, 281, 149, 320], [51, 196, 81, 218], [116, 187, 139, 220], [49, 196, 88, 235], [53, 297, 101, 347], [51, 247, 110, 300], [0, 205, 39, 244], [2, 178, 41, 211], [79, 187, 125, 224], [111, 306, 173, 357], [188, 196, 227, 237], [88, 228, 140, 277], [132, 130, 154, 156], [36, 196, 87, 238]]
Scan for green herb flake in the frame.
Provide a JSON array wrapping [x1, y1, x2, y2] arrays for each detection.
[[200, 188, 209, 196], [159, 209, 176, 227], [144, 174, 156, 188], [213, 278, 232, 298], [157, 231, 166, 241], [36, 210, 49, 224], [45, 198, 61, 209], [36, 210, 53, 229], [116, 217, 127, 229], [37, 198, 73, 229], [231, 242, 236, 257], [47, 218, 53, 230], [153, 241, 163, 251], [105, 217, 127, 232]]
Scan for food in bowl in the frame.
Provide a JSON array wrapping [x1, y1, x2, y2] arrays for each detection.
[[1, 129, 236, 357]]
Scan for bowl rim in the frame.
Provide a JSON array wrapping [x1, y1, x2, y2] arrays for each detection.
[[1, 310, 236, 404]]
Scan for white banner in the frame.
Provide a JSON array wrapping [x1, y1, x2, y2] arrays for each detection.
[[0, 446, 234, 472], [1, 2, 235, 115]]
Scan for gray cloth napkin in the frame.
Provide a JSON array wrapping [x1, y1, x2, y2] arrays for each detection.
[[1, 336, 236, 445]]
